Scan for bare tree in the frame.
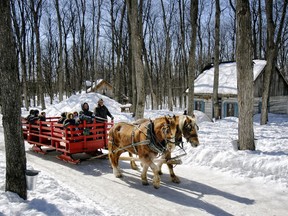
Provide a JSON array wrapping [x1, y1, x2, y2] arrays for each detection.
[[55, 0, 64, 101], [110, 0, 116, 92], [114, 2, 126, 102], [42, 13, 56, 104], [145, 8, 158, 109], [62, 2, 74, 96], [213, 0, 221, 119], [261, 0, 288, 125], [0, 0, 27, 200], [11, 0, 29, 110], [187, 0, 198, 116], [178, 0, 188, 108], [127, 0, 145, 119], [30, 0, 46, 109], [160, 0, 174, 111], [236, 0, 255, 150], [91, 0, 103, 85]]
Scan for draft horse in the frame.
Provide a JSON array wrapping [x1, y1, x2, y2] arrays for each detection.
[[157, 114, 200, 183], [129, 114, 200, 183], [108, 115, 177, 189]]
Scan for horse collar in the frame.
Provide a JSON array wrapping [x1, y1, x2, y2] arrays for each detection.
[[147, 121, 167, 154]]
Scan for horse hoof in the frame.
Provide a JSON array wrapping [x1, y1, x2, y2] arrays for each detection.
[[131, 165, 138, 170], [130, 162, 138, 170], [113, 169, 123, 178], [153, 184, 160, 189], [116, 174, 123, 178], [142, 181, 149, 186], [172, 178, 181, 184]]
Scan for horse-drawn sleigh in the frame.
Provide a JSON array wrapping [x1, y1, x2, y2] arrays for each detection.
[[22, 113, 199, 188], [22, 116, 114, 164]]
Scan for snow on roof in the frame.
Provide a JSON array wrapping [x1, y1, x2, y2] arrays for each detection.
[[192, 60, 266, 95]]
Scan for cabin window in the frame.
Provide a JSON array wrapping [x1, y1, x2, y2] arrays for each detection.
[[223, 102, 238, 117], [194, 100, 205, 112]]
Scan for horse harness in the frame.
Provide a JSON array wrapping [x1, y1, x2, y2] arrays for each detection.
[[111, 120, 174, 154], [146, 120, 169, 154]]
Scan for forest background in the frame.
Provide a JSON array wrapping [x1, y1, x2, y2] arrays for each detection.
[[4, 0, 288, 112]]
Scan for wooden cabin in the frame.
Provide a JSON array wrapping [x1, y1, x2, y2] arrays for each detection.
[[186, 60, 288, 119], [88, 79, 114, 98]]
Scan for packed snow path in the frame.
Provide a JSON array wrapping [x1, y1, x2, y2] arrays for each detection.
[[26, 150, 288, 216]]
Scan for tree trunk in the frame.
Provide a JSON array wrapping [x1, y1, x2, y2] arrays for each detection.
[[55, 0, 64, 102], [114, 3, 126, 102], [187, 0, 198, 116], [110, 0, 116, 95], [127, 0, 145, 119], [160, 0, 174, 111], [178, 0, 188, 109], [31, 0, 45, 110], [213, 0, 220, 120], [0, 0, 27, 200], [236, 0, 255, 150], [94, 0, 103, 85], [261, 0, 287, 125], [143, 40, 157, 110], [11, 0, 29, 111]]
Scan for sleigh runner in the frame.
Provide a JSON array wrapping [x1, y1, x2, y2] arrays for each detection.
[[22, 117, 113, 164]]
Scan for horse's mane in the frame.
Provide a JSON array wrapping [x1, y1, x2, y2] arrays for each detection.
[[178, 115, 196, 132]]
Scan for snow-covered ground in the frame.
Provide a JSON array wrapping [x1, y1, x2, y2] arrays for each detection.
[[0, 92, 287, 215]]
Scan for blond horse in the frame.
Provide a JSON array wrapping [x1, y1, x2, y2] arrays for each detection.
[[158, 115, 200, 183], [108, 116, 177, 189], [129, 115, 200, 183]]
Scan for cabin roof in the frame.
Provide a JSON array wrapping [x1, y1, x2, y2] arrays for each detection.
[[192, 60, 266, 95], [87, 79, 112, 92]]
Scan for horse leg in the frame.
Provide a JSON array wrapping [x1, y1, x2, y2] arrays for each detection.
[[108, 141, 123, 178], [157, 151, 169, 175], [165, 151, 181, 183], [149, 161, 161, 189], [167, 163, 180, 183], [141, 163, 149, 186], [129, 152, 138, 170], [109, 151, 122, 178], [141, 156, 161, 189]]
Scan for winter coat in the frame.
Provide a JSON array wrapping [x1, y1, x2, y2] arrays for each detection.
[[94, 105, 113, 122], [57, 112, 67, 124], [79, 102, 94, 123]]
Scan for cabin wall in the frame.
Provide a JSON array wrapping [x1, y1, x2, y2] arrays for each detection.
[[94, 84, 114, 98], [254, 69, 288, 97], [193, 97, 213, 119], [270, 71, 288, 96], [187, 94, 288, 120], [255, 96, 288, 114]]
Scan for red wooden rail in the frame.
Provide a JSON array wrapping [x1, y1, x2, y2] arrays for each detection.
[[22, 117, 113, 164]]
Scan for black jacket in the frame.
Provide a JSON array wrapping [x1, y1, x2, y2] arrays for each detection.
[[79, 102, 94, 123], [94, 105, 113, 122]]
